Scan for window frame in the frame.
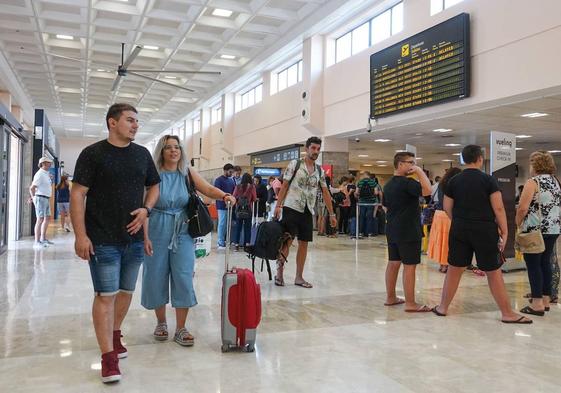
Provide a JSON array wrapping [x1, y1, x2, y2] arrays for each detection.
[[239, 83, 264, 111], [334, 2, 404, 64], [276, 59, 303, 93]]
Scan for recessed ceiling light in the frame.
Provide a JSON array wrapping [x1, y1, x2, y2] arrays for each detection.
[[358, 154, 369, 158], [212, 8, 233, 17], [395, 149, 405, 153], [375, 139, 391, 142], [56, 34, 74, 40], [363, 164, 373, 167], [516, 134, 532, 139], [548, 150, 561, 154], [416, 157, 422, 160], [220, 54, 236, 60], [433, 128, 452, 133], [452, 153, 461, 156], [164, 76, 177, 79], [96, 68, 107, 72], [376, 160, 387, 163], [377, 164, 387, 167], [442, 159, 454, 162], [445, 143, 461, 147], [144, 45, 159, 50], [521, 112, 548, 118], [415, 133, 423, 136]]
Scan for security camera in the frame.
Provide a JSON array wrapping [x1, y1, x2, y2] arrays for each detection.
[[355, 137, 360, 143]]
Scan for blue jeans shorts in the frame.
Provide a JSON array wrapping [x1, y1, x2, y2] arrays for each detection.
[[34, 196, 51, 217], [89, 241, 144, 296]]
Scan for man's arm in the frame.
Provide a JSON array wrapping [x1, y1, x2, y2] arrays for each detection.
[[412, 166, 432, 196], [70, 183, 94, 260], [274, 181, 290, 219], [490, 191, 508, 251], [443, 195, 454, 220], [322, 185, 337, 228], [126, 184, 159, 235]]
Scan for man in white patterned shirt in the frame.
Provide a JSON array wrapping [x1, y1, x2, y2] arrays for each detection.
[[274, 137, 337, 288]]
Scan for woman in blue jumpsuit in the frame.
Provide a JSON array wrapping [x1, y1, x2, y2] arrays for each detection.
[[141, 135, 236, 346]]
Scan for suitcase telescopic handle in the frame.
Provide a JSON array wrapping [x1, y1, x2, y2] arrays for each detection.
[[225, 201, 232, 272]]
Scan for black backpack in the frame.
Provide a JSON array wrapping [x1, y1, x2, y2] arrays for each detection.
[[236, 194, 251, 219], [332, 192, 345, 208], [359, 180, 374, 199], [251, 221, 289, 260]]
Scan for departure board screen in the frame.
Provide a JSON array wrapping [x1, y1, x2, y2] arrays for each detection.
[[370, 13, 470, 118]]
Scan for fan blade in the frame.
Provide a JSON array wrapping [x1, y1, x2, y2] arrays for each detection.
[[122, 45, 142, 69], [128, 71, 195, 92], [111, 75, 122, 91], [14, 49, 86, 63], [126, 69, 221, 75]]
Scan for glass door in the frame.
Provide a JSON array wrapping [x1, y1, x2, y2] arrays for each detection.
[[0, 127, 9, 253]]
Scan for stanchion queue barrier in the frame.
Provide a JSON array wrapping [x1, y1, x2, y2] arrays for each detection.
[[355, 202, 381, 241]]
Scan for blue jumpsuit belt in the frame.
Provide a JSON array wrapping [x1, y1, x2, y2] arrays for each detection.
[[152, 207, 185, 252]]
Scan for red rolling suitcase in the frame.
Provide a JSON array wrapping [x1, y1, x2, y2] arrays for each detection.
[[221, 202, 261, 352]]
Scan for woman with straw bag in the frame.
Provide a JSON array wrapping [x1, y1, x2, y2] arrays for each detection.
[[515, 151, 561, 316]]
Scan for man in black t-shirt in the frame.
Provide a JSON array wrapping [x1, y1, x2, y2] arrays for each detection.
[[432, 145, 531, 324], [382, 152, 432, 312], [71, 103, 161, 383]]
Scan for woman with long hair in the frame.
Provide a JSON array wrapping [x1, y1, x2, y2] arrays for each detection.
[[141, 135, 236, 346], [233, 172, 257, 251], [56, 175, 71, 232], [427, 167, 462, 273], [516, 151, 561, 316]]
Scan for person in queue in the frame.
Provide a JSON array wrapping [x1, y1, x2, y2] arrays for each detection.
[[515, 151, 561, 316]]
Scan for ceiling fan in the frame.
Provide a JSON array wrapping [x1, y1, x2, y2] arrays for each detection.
[[13, 43, 221, 92], [111, 43, 221, 92]]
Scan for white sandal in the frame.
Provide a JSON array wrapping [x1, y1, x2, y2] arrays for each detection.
[[153, 322, 168, 341]]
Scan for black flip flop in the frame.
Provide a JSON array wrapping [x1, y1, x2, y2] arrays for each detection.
[[520, 306, 545, 316], [501, 316, 533, 324], [432, 307, 446, 317]]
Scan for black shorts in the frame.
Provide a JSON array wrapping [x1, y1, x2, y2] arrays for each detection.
[[448, 220, 501, 271], [281, 206, 313, 242], [387, 240, 421, 265]]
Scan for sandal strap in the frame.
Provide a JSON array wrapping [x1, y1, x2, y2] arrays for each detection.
[[154, 322, 168, 335], [175, 328, 193, 340]]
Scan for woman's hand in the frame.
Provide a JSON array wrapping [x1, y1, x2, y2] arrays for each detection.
[[144, 239, 154, 256]]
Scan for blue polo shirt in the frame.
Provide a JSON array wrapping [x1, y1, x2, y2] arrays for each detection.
[[214, 175, 236, 210]]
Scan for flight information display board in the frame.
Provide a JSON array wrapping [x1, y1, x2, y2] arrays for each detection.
[[370, 13, 470, 118]]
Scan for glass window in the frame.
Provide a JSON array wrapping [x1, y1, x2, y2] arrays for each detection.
[[212, 106, 221, 125], [445, 0, 463, 8], [287, 63, 298, 86], [335, 32, 351, 63], [391, 2, 404, 34], [241, 93, 248, 110], [193, 118, 200, 133], [351, 22, 369, 55], [371, 9, 391, 45], [278, 69, 287, 92], [247, 89, 255, 107], [298, 60, 303, 81], [430, 0, 443, 15], [255, 84, 262, 103]]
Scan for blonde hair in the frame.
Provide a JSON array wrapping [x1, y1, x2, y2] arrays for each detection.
[[152, 135, 188, 175], [529, 151, 557, 175]]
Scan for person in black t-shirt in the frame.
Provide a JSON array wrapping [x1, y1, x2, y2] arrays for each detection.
[[71, 103, 161, 383], [382, 152, 432, 312], [432, 145, 531, 324], [253, 174, 268, 220]]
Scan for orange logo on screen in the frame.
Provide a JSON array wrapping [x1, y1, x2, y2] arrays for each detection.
[[401, 44, 410, 57]]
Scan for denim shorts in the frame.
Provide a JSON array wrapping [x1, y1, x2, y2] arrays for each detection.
[[34, 196, 51, 217], [57, 202, 70, 214], [89, 241, 144, 296]]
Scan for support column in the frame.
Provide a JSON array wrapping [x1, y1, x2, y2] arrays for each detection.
[[319, 137, 349, 184], [300, 35, 325, 135], [0, 91, 11, 110], [221, 93, 235, 155]]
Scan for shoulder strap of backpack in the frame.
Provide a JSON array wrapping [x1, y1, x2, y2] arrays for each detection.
[[287, 159, 302, 188]]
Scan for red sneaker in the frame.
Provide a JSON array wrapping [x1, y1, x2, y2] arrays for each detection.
[[113, 330, 128, 359], [101, 351, 121, 383]]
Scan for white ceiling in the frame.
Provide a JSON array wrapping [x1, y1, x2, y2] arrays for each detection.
[[0, 0, 332, 138], [349, 95, 561, 169]]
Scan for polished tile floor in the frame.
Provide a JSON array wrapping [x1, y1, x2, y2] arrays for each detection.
[[1, 228, 559, 392]]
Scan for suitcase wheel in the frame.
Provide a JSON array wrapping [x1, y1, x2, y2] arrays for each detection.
[[221, 344, 230, 353], [245, 344, 255, 353]]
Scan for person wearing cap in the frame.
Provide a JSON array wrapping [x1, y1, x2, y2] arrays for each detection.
[[29, 156, 55, 248]]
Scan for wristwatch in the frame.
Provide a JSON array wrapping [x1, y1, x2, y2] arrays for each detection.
[[222, 193, 231, 201], [144, 207, 152, 217]]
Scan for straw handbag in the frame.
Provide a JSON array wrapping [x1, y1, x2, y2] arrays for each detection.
[[515, 178, 545, 254]]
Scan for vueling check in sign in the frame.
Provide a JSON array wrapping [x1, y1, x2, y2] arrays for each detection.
[[401, 44, 410, 57]]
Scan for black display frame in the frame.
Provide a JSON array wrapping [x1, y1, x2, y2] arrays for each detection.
[[370, 13, 470, 119]]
